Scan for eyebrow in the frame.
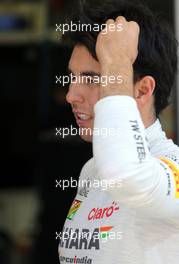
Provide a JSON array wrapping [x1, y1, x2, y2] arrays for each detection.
[[68, 68, 100, 77]]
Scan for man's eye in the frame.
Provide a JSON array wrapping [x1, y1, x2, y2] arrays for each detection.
[[70, 74, 76, 82], [86, 76, 100, 85], [70, 74, 74, 80], [85, 76, 96, 84], [86, 77, 93, 83]]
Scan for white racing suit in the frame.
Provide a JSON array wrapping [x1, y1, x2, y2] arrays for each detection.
[[59, 96, 179, 264]]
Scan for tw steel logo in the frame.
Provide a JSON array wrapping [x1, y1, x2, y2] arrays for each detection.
[[88, 201, 119, 221]]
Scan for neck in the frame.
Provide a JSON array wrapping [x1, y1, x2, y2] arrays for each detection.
[[140, 104, 157, 129], [143, 115, 157, 129]]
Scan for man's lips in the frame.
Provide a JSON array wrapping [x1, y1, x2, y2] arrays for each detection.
[[72, 110, 92, 126]]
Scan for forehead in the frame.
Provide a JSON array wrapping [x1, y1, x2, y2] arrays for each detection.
[[68, 45, 100, 73]]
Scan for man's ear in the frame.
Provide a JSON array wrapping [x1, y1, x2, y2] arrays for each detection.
[[134, 76, 155, 104]]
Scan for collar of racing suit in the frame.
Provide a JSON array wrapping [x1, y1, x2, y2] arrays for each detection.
[[145, 118, 173, 155]]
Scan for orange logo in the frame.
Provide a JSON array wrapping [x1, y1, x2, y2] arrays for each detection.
[[160, 157, 179, 199]]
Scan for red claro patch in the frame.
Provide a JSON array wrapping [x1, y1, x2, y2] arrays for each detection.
[[88, 201, 119, 221]]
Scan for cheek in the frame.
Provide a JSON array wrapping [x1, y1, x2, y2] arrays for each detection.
[[88, 87, 100, 107]]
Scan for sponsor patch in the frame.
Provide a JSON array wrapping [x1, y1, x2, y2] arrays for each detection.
[[160, 157, 179, 199], [59, 225, 117, 250], [59, 255, 92, 263], [100, 226, 113, 239], [88, 201, 119, 221], [67, 199, 82, 220]]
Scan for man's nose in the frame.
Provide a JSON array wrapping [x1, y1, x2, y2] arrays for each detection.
[[66, 83, 84, 104]]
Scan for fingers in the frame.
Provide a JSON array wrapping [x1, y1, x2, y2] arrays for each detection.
[[102, 18, 124, 34], [116, 16, 140, 32], [96, 16, 140, 65], [106, 19, 115, 25], [130, 21, 140, 33], [102, 16, 139, 35], [115, 16, 126, 24]]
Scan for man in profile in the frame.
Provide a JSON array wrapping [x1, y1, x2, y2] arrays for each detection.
[[58, 0, 179, 263]]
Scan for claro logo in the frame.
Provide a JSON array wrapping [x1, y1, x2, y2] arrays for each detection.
[[88, 201, 119, 221]]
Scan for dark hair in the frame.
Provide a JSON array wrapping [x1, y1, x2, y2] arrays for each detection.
[[64, 0, 178, 116]]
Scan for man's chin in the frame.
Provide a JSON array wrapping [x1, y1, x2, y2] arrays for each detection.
[[79, 127, 93, 142], [80, 133, 92, 142]]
